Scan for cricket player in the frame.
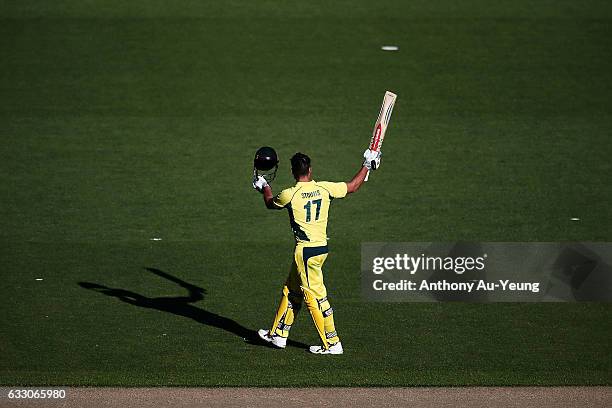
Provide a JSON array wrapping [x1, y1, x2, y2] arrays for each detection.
[[252, 149, 381, 354]]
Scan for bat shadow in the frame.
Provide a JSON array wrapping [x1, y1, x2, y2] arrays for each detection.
[[78, 267, 308, 350]]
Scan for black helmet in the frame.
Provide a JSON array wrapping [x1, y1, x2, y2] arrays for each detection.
[[254, 146, 279, 171], [254, 146, 279, 182]]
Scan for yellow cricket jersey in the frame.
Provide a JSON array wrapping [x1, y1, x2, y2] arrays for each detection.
[[272, 180, 348, 247]]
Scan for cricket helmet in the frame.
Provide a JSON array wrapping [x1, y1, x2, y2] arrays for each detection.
[[254, 146, 279, 182]]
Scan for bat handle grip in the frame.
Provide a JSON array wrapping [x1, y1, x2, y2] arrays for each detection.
[[364, 169, 370, 182]]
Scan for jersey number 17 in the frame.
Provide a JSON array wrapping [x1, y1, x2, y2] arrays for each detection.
[[304, 199, 322, 222]]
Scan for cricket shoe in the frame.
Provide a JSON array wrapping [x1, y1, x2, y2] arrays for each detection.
[[257, 329, 287, 349], [309, 341, 344, 355]]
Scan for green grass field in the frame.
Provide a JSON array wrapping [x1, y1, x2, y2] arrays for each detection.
[[1, 1, 611, 386]]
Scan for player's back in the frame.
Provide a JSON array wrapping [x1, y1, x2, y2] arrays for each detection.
[[272, 180, 348, 246]]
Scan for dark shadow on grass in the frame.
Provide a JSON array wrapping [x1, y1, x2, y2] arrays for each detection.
[[78, 267, 308, 350]]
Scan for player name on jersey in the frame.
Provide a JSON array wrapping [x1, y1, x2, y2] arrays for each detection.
[[301, 190, 322, 199]]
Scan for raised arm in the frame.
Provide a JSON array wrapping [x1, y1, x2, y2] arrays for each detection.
[[253, 176, 282, 210], [262, 185, 277, 209], [346, 166, 369, 194]]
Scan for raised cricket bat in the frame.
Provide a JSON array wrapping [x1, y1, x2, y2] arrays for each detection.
[[365, 91, 397, 181]]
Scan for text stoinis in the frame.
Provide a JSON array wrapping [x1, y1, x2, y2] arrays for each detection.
[[301, 190, 321, 199]]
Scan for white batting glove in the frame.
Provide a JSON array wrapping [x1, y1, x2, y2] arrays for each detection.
[[363, 149, 382, 170], [252, 175, 269, 192]]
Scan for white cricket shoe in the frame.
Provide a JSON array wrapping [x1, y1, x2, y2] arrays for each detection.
[[309, 341, 343, 355], [257, 329, 287, 349]]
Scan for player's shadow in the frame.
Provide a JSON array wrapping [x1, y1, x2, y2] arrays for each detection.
[[78, 267, 307, 349]]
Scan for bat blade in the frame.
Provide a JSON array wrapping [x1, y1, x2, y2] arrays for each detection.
[[365, 91, 397, 181]]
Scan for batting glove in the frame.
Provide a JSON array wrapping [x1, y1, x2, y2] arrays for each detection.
[[363, 149, 382, 170], [252, 175, 269, 192]]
